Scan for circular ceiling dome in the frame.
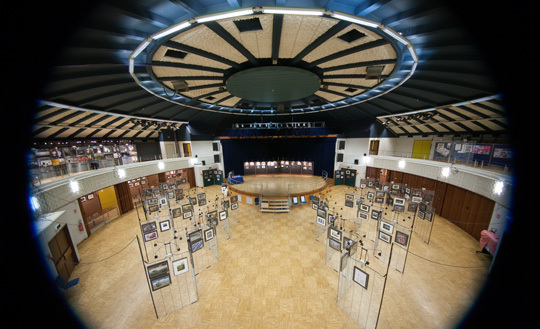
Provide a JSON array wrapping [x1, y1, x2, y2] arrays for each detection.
[[226, 66, 320, 103], [130, 8, 418, 115]]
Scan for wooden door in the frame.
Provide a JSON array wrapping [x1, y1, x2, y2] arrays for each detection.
[[185, 167, 195, 187], [369, 140, 379, 155], [412, 140, 432, 159], [48, 226, 77, 282]]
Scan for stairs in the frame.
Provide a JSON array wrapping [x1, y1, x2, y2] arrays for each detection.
[[260, 199, 290, 213]]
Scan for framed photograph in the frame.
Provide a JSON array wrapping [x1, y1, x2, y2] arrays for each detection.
[[159, 197, 167, 206], [394, 205, 405, 212], [407, 203, 418, 212], [147, 197, 158, 206], [394, 197, 405, 206], [312, 203, 319, 211], [371, 210, 380, 220], [357, 210, 369, 221], [144, 231, 158, 242], [353, 266, 369, 289], [159, 220, 170, 232], [359, 204, 370, 212], [329, 238, 341, 252], [208, 210, 218, 221], [345, 194, 354, 201], [167, 191, 175, 199], [379, 231, 392, 243], [223, 200, 230, 209], [328, 214, 336, 226], [375, 196, 384, 203], [204, 228, 214, 241], [230, 195, 238, 203], [141, 222, 157, 234], [367, 191, 374, 200], [392, 184, 400, 190], [317, 208, 326, 219], [395, 231, 409, 246], [190, 239, 204, 253], [418, 210, 425, 220], [151, 274, 171, 291], [343, 237, 354, 250], [183, 211, 192, 219], [411, 196, 422, 203], [171, 207, 182, 218], [182, 203, 193, 212], [189, 229, 203, 242], [172, 258, 189, 276], [317, 216, 326, 226], [148, 260, 169, 279], [311, 196, 320, 205], [219, 210, 228, 221], [197, 193, 206, 201], [426, 211, 433, 222], [380, 221, 394, 234], [87, 193, 94, 200], [344, 200, 354, 208], [328, 227, 342, 242], [231, 202, 239, 210], [148, 205, 159, 213], [198, 198, 207, 206]]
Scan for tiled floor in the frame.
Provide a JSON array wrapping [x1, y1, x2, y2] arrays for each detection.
[[65, 184, 491, 329]]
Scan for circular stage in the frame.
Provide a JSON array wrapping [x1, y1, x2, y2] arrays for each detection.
[[228, 175, 328, 198]]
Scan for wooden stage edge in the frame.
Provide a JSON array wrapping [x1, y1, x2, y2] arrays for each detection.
[[226, 174, 333, 200]]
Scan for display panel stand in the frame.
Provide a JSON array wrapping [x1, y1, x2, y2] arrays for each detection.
[[137, 236, 198, 319], [337, 247, 392, 329]]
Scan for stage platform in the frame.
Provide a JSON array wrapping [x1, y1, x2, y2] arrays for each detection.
[[227, 174, 328, 198]]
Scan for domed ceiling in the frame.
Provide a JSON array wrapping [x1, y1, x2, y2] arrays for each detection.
[[33, 0, 504, 140]]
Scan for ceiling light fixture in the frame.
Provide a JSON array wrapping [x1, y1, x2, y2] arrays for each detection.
[[382, 27, 409, 45], [331, 12, 379, 28], [196, 8, 254, 23], [262, 7, 324, 16], [152, 21, 191, 40]]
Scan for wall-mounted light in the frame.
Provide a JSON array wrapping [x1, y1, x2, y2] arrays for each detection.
[[441, 167, 451, 178], [69, 180, 80, 193], [157, 161, 165, 171], [30, 196, 40, 211], [493, 181, 504, 195], [116, 168, 126, 179], [398, 159, 406, 169]]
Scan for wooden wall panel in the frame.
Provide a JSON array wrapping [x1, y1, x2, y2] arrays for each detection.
[[389, 170, 403, 183], [114, 182, 134, 215], [369, 166, 494, 240]]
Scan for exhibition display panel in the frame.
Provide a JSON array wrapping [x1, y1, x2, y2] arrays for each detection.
[[242, 161, 314, 175], [137, 182, 240, 319]]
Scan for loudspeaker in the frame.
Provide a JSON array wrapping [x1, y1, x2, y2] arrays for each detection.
[[354, 159, 359, 164]]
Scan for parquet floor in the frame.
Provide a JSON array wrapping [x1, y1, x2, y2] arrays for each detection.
[[65, 184, 491, 329]]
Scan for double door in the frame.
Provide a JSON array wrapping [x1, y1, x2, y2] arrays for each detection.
[[203, 169, 223, 186], [334, 169, 356, 187]]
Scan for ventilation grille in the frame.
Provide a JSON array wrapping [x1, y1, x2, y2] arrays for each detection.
[[233, 18, 263, 32], [337, 29, 366, 43], [165, 49, 188, 60]]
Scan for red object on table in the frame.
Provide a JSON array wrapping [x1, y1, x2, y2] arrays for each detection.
[[479, 230, 499, 252]]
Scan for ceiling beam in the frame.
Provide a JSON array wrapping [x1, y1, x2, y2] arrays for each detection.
[[355, 0, 391, 16], [291, 20, 350, 65], [163, 40, 242, 68], [168, 0, 204, 16], [272, 14, 284, 64], [204, 21, 258, 65]]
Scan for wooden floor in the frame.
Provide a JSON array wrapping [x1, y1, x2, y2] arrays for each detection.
[[65, 184, 491, 329], [228, 175, 327, 197]]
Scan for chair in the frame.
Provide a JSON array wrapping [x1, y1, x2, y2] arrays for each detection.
[[300, 196, 307, 204], [56, 276, 80, 293], [292, 196, 299, 206]]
